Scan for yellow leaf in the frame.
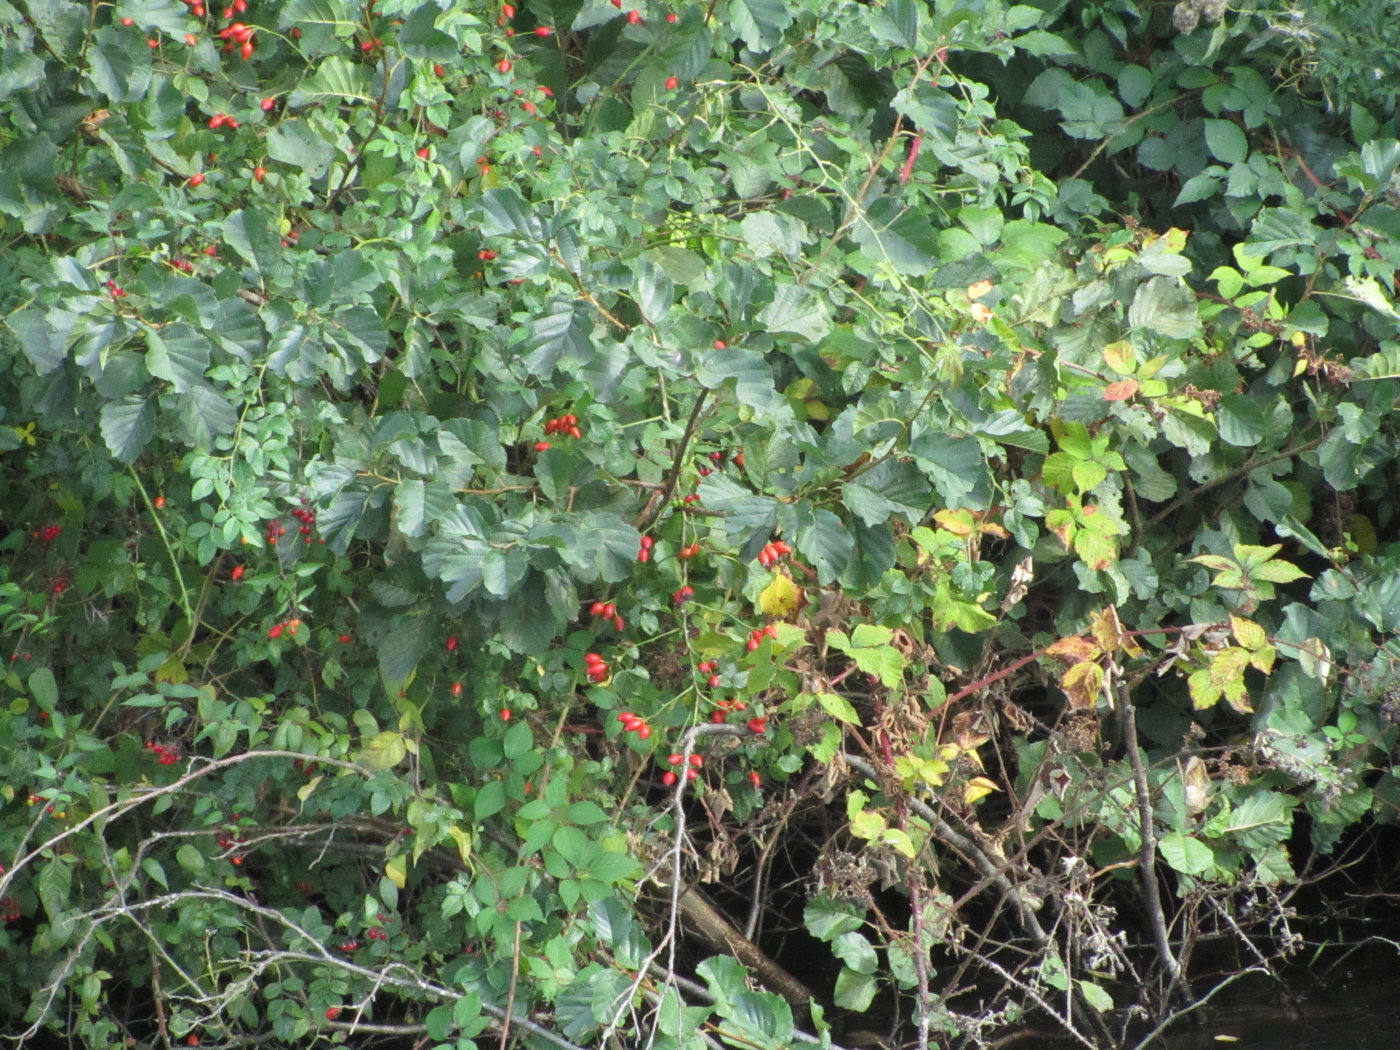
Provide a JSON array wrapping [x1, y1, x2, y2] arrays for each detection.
[[963, 776, 1000, 804], [966, 279, 994, 299], [758, 572, 802, 619], [296, 775, 323, 803], [933, 508, 976, 536], [1229, 614, 1267, 651], [1060, 661, 1104, 709], [385, 853, 407, 889], [447, 826, 473, 865]]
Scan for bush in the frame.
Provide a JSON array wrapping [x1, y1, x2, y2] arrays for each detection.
[[3, 0, 1399, 1046]]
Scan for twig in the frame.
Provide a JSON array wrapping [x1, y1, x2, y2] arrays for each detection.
[[1117, 682, 1183, 986]]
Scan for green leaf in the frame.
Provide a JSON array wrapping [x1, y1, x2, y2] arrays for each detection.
[[814, 691, 860, 725], [833, 966, 878, 1011], [519, 300, 593, 378], [1203, 119, 1248, 164], [145, 324, 210, 393], [28, 668, 58, 709], [851, 196, 937, 275], [1158, 831, 1215, 875], [100, 396, 155, 463], [804, 896, 865, 940], [1128, 276, 1202, 339], [728, 0, 794, 52]]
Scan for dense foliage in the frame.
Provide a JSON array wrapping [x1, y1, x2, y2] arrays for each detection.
[[3, 0, 1400, 1046]]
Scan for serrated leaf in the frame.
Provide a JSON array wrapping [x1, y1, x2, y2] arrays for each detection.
[[100, 395, 154, 462], [813, 691, 860, 725], [758, 572, 801, 618]]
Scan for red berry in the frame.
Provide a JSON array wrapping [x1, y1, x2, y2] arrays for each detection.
[[261, 96, 275, 111], [714, 339, 726, 349], [590, 601, 606, 616], [711, 710, 725, 723], [613, 614, 626, 631], [688, 754, 703, 767], [498, 57, 512, 73], [746, 637, 759, 652], [185, 32, 196, 45], [627, 9, 640, 23], [668, 753, 683, 765], [637, 549, 650, 563], [417, 146, 430, 159], [665, 75, 678, 90], [451, 682, 463, 696], [154, 495, 167, 509], [750, 771, 762, 787], [253, 165, 266, 182], [186, 1036, 199, 1047], [240, 38, 254, 59], [446, 635, 458, 652], [502, 2, 515, 17], [148, 37, 158, 47], [686, 768, 698, 781], [339, 634, 351, 643], [662, 770, 677, 786], [707, 674, 721, 688], [611, 0, 621, 6], [121, 16, 134, 24], [478, 249, 496, 260], [291, 26, 301, 38], [533, 441, 551, 451], [637, 724, 650, 739], [500, 708, 511, 720], [433, 63, 445, 76], [234, 0, 246, 10], [231, 565, 245, 581], [209, 114, 226, 129], [326, 1007, 341, 1021], [666, 12, 677, 22], [535, 26, 551, 36], [188, 173, 205, 187], [747, 716, 767, 734]]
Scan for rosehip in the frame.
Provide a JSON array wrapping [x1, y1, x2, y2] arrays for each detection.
[[500, 708, 511, 720], [686, 768, 698, 780], [154, 495, 167, 509], [613, 614, 626, 631], [708, 674, 721, 688], [241, 39, 254, 59], [667, 12, 677, 22], [498, 58, 512, 73], [533, 441, 551, 451], [433, 63, 445, 76], [502, 2, 515, 17], [590, 601, 606, 616], [339, 634, 351, 643], [189, 173, 205, 187], [253, 166, 266, 182], [446, 635, 458, 652], [640, 535, 654, 549], [665, 75, 678, 90], [451, 682, 463, 696], [261, 96, 276, 111], [662, 771, 677, 786], [669, 753, 683, 765], [417, 147, 430, 159], [231, 565, 245, 581], [535, 26, 551, 36], [627, 9, 641, 23], [326, 1007, 340, 1021], [637, 724, 650, 739], [688, 754, 703, 767], [750, 771, 762, 787]]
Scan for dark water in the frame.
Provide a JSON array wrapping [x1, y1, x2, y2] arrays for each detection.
[[1152, 946, 1400, 1050]]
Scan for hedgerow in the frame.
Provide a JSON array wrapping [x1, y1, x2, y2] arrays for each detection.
[[3, 0, 1400, 1047]]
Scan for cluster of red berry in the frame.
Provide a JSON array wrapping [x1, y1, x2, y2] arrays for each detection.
[[171, 257, 195, 273], [588, 600, 625, 631], [50, 578, 68, 596], [696, 660, 721, 688], [31, 525, 62, 543], [107, 279, 127, 299], [662, 751, 703, 786], [339, 940, 359, 953], [215, 824, 245, 865], [0, 897, 19, 924], [216, 17, 257, 60], [617, 710, 651, 739], [145, 740, 181, 765], [207, 112, 240, 130], [746, 623, 780, 651], [710, 696, 749, 723], [264, 517, 286, 544], [756, 539, 793, 567], [291, 501, 318, 537], [585, 652, 609, 683], [637, 534, 654, 563], [677, 542, 701, 559], [267, 618, 302, 639], [533, 413, 582, 451], [291, 758, 320, 779]]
